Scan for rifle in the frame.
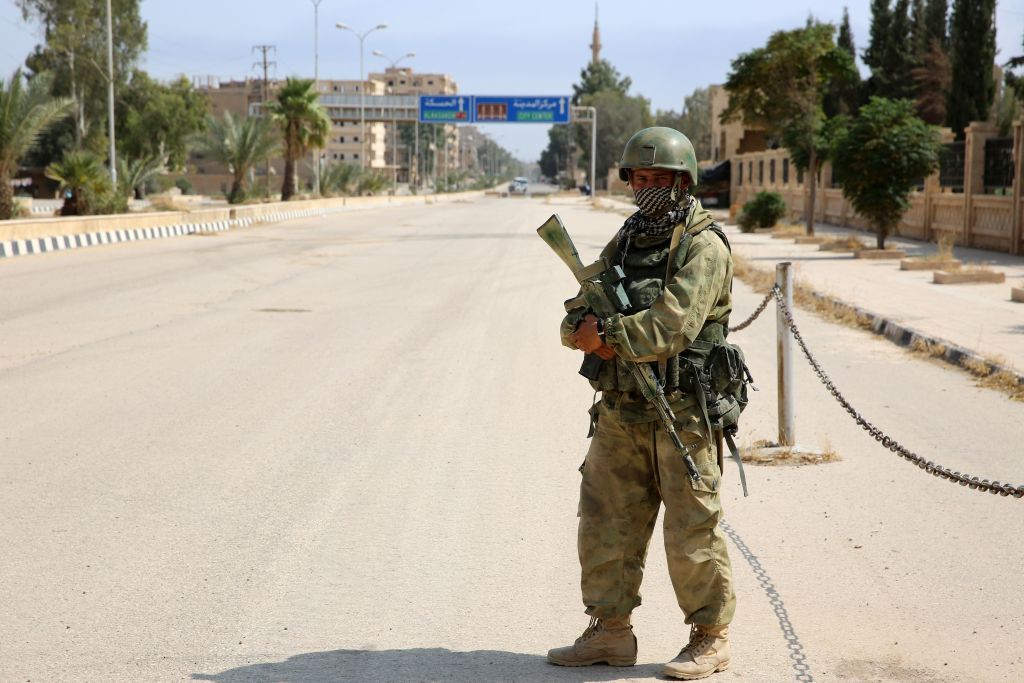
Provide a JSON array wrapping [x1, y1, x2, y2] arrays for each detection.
[[537, 213, 702, 483]]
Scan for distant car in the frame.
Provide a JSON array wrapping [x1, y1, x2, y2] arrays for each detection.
[[508, 177, 529, 194]]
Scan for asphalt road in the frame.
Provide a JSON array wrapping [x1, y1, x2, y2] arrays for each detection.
[[1, 196, 1021, 682]]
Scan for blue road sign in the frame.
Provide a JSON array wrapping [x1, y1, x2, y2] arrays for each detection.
[[473, 96, 570, 123], [418, 95, 472, 123]]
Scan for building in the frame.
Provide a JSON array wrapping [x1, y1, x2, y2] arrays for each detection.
[[708, 84, 767, 163]]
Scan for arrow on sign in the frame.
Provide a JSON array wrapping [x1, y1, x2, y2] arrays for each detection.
[[458, 97, 465, 111], [559, 98, 566, 115]]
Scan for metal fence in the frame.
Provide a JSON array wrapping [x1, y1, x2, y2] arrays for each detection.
[[984, 138, 1014, 194], [939, 141, 965, 192]]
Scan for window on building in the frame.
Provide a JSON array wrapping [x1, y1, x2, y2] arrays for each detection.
[[340, 153, 345, 160], [770, 159, 776, 184], [758, 161, 764, 184], [399, 80, 406, 85], [332, 153, 338, 160], [388, 80, 394, 86], [738, 163, 743, 186], [797, 167, 804, 185], [339, 136, 344, 143], [782, 158, 789, 184], [427, 80, 434, 85], [354, 153, 359, 159], [413, 80, 420, 86], [354, 136, 359, 143], [748, 162, 752, 184], [333, 86, 338, 92]]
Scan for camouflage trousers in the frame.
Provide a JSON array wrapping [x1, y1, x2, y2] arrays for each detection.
[[578, 404, 736, 626]]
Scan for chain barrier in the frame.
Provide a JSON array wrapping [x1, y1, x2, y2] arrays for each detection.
[[728, 289, 776, 333], [750, 285, 1024, 499]]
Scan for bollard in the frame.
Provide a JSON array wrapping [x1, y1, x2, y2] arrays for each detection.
[[776, 262, 795, 446]]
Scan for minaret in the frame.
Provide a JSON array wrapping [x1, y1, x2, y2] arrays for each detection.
[[590, 3, 602, 65]]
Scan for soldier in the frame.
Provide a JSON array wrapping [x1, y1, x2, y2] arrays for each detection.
[[547, 127, 736, 680]]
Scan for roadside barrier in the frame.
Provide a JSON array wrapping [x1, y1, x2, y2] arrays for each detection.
[[730, 262, 1024, 499]]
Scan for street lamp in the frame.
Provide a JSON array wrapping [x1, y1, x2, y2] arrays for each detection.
[[372, 50, 415, 195], [336, 22, 387, 170], [311, 0, 325, 195]]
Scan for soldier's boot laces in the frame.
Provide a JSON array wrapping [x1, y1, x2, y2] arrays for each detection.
[[662, 623, 731, 680], [546, 615, 637, 667]]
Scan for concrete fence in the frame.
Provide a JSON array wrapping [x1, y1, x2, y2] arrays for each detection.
[[729, 119, 1024, 255], [0, 191, 483, 260]]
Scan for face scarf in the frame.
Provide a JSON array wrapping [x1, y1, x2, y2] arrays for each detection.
[[617, 184, 692, 254]]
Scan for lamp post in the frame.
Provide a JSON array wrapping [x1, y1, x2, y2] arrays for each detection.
[[336, 22, 387, 170], [372, 50, 415, 195], [105, 0, 116, 182], [311, 0, 324, 195]]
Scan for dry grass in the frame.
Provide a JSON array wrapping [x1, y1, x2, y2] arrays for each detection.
[[771, 222, 805, 237], [740, 439, 842, 465], [910, 338, 949, 360], [819, 235, 868, 251], [148, 197, 190, 212]]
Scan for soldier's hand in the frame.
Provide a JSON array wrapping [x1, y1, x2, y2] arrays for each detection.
[[571, 314, 605, 353], [594, 344, 617, 361]]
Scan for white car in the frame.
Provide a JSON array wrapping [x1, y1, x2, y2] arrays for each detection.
[[508, 177, 529, 194]]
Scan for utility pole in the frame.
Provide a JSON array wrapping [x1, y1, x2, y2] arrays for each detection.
[[253, 44, 276, 198], [311, 0, 324, 196], [105, 0, 116, 183]]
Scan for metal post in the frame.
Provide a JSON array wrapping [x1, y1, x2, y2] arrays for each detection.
[[776, 261, 795, 446], [105, 0, 116, 183], [414, 117, 420, 190], [588, 106, 596, 199], [312, 0, 323, 195], [336, 23, 386, 172]]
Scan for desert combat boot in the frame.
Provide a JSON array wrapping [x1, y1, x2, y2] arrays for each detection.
[[547, 615, 637, 667], [662, 623, 731, 680]]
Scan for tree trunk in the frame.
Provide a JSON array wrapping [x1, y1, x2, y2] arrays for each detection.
[[281, 157, 295, 201], [0, 170, 15, 220], [229, 176, 243, 204], [806, 148, 818, 236], [877, 223, 887, 250]]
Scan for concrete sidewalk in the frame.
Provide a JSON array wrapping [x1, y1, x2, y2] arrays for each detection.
[[723, 220, 1024, 377], [593, 195, 1023, 378]]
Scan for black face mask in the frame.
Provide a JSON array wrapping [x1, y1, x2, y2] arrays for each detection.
[[633, 185, 678, 217]]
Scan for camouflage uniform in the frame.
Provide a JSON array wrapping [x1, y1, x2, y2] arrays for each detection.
[[560, 200, 736, 627]]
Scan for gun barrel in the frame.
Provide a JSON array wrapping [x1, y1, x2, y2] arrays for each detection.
[[536, 214, 585, 275]]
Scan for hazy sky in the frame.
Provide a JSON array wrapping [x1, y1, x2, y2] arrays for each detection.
[[2, 0, 1022, 160]]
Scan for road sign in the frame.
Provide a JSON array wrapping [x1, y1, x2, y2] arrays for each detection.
[[418, 95, 471, 123], [416, 95, 571, 124], [473, 96, 570, 123]]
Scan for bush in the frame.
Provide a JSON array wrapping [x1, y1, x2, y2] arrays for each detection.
[[174, 177, 193, 195], [740, 191, 787, 230]]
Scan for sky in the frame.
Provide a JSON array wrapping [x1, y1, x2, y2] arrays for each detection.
[[1, 0, 1022, 161]]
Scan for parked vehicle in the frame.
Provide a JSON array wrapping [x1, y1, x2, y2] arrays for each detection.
[[508, 177, 529, 194]]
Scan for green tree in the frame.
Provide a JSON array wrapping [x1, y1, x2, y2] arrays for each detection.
[[265, 78, 329, 201], [196, 111, 278, 204], [116, 154, 164, 200], [724, 23, 857, 235], [118, 71, 208, 171], [0, 69, 73, 219], [1005, 32, 1024, 105], [946, 0, 996, 137], [655, 87, 711, 160], [865, 0, 915, 100], [18, 0, 147, 156], [45, 149, 111, 215], [538, 124, 570, 181], [923, 0, 948, 51], [863, 0, 892, 85], [577, 89, 652, 188], [572, 59, 631, 105], [321, 162, 359, 196], [825, 7, 863, 116], [831, 97, 940, 249]]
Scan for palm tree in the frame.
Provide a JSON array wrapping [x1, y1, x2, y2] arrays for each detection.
[[321, 162, 359, 196], [0, 69, 73, 219], [117, 155, 166, 200], [265, 78, 329, 201], [196, 111, 278, 204], [45, 150, 111, 216]]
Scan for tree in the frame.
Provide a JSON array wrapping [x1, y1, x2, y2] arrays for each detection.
[[1005, 32, 1024, 105], [572, 60, 631, 105], [118, 72, 208, 171], [655, 87, 711, 160], [865, 0, 915, 100], [321, 162, 359, 196], [196, 111, 278, 204], [116, 154, 164, 200], [831, 97, 940, 249], [0, 69, 73, 219], [265, 78, 329, 201], [923, 0, 948, 51], [45, 149, 111, 215], [863, 0, 892, 90], [724, 23, 857, 235], [577, 89, 652, 188], [825, 7, 863, 116], [911, 41, 951, 124], [946, 0, 996, 137], [538, 124, 571, 181], [18, 0, 147, 155]]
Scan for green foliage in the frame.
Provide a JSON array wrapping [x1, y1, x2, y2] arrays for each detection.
[[116, 154, 164, 199], [173, 176, 193, 195], [831, 97, 940, 248], [572, 59, 631, 105], [45, 149, 113, 215], [946, 0, 996, 137], [577, 89, 652, 186], [19, 0, 147, 153], [195, 111, 278, 204], [739, 191, 787, 231], [1004, 32, 1024, 105], [265, 77, 330, 200], [654, 87, 711, 160], [539, 124, 571, 182], [824, 7, 862, 117], [320, 163, 359, 196], [118, 72, 208, 171], [0, 69, 73, 219], [356, 169, 388, 196]]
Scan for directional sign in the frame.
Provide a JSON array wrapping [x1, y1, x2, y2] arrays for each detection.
[[473, 96, 570, 123], [417, 95, 571, 124], [418, 95, 471, 123]]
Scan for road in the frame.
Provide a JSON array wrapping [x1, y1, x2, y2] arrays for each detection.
[[0, 196, 1021, 682]]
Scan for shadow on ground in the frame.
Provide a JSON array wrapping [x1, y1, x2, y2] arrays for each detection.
[[192, 648, 663, 683]]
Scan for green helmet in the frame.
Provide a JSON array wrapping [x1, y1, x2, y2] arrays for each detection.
[[618, 126, 699, 186]]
